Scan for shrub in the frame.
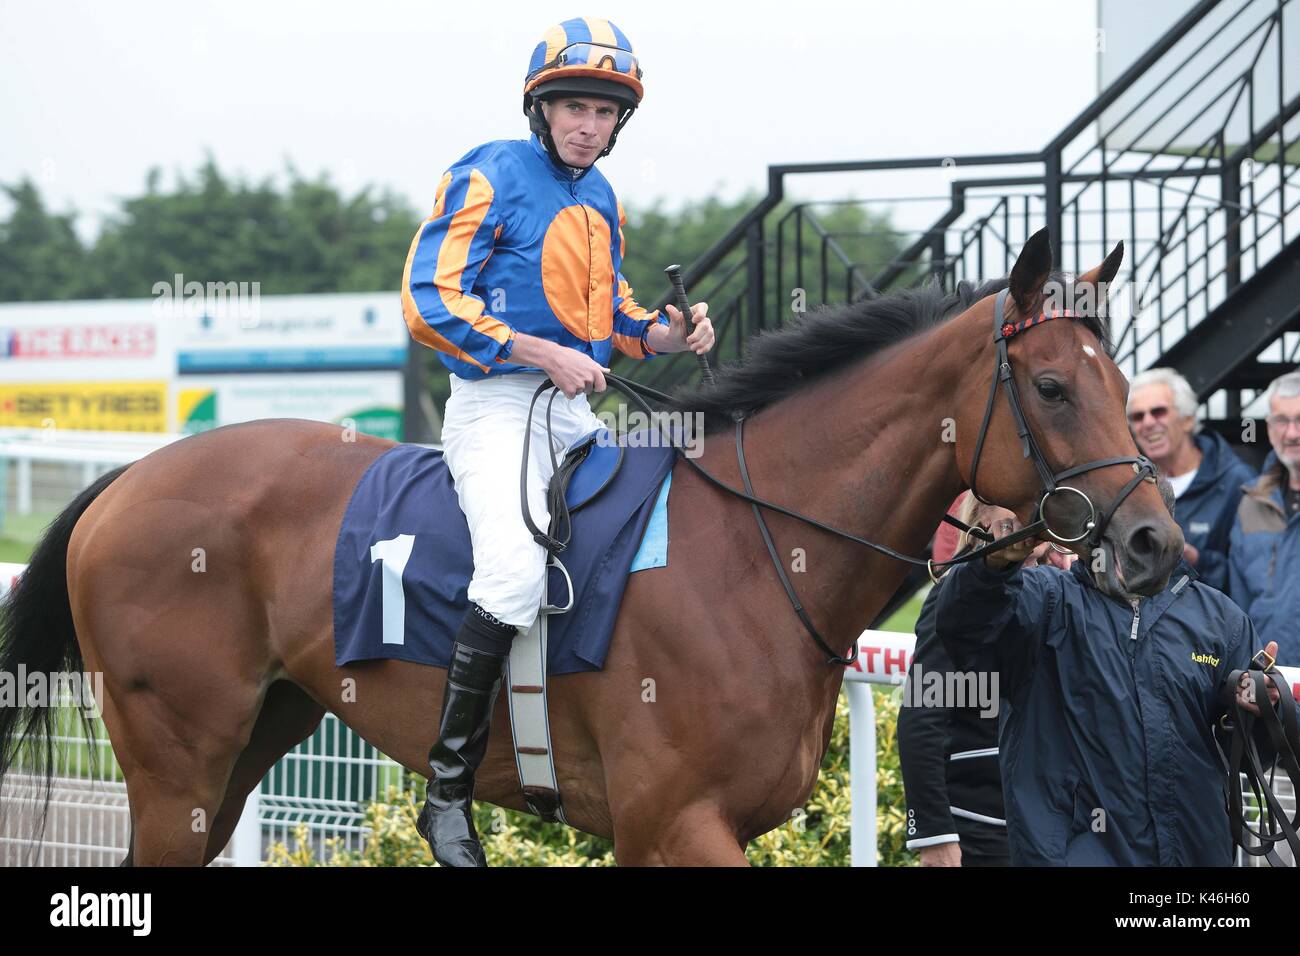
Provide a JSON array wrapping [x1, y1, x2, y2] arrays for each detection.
[[265, 685, 912, 867]]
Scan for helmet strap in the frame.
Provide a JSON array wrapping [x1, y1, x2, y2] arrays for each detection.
[[526, 99, 562, 164], [598, 106, 635, 158]]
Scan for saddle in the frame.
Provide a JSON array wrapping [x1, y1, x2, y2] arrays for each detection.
[[1218, 649, 1300, 866]]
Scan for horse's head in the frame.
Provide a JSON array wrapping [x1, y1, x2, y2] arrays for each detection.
[[954, 229, 1183, 598]]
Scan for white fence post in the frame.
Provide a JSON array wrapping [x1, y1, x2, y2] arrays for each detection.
[[16, 457, 31, 516], [232, 787, 262, 866], [847, 680, 877, 867]]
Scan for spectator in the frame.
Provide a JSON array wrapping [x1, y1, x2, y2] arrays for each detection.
[[1128, 368, 1255, 590], [1229, 370, 1300, 663], [901, 493, 1028, 867], [936, 482, 1279, 866]]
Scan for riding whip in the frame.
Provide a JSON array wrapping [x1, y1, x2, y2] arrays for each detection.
[[664, 264, 715, 386]]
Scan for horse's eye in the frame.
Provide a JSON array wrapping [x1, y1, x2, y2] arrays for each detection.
[[1037, 380, 1064, 402]]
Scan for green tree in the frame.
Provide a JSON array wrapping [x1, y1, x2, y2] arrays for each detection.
[[80, 159, 420, 298], [0, 179, 88, 301]]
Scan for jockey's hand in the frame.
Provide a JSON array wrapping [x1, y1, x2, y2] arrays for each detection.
[[660, 302, 714, 355], [546, 347, 607, 399], [1235, 641, 1281, 716]]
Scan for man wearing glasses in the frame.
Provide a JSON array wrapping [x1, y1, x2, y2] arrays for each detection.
[[1229, 370, 1300, 664], [1127, 368, 1255, 590]]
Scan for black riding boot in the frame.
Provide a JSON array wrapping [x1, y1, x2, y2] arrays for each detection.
[[416, 604, 517, 867]]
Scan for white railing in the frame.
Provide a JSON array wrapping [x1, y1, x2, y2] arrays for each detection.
[[0, 706, 406, 867], [0, 428, 182, 518]]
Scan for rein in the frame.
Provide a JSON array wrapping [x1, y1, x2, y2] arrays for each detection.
[[1218, 651, 1300, 866], [520, 290, 1152, 665]]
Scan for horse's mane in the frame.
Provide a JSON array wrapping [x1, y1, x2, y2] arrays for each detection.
[[671, 273, 1114, 431]]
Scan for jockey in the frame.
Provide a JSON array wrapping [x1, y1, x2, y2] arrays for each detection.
[[401, 16, 714, 867]]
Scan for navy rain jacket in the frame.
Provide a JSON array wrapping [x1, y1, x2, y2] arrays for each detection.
[[937, 557, 1262, 866], [1174, 430, 1256, 591]]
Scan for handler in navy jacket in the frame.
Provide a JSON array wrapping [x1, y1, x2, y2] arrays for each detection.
[[936, 492, 1278, 866]]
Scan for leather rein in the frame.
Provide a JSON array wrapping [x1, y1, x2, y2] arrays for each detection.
[[522, 288, 1155, 665]]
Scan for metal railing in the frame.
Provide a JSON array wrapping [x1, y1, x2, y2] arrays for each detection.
[[623, 0, 1299, 412]]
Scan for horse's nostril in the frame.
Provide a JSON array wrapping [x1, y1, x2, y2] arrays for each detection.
[[1128, 524, 1159, 560], [1123, 521, 1181, 580]]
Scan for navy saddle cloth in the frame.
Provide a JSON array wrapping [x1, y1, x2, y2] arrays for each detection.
[[333, 434, 675, 675]]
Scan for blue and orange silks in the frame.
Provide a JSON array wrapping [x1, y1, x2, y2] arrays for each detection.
[[401, 133, 669, 379]]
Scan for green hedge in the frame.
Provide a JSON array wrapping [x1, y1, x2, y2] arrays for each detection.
[[266, 684, 913, 867]]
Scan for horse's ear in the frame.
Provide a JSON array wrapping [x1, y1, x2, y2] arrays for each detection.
[[1009, 228, 1053, 315], [1076, 240, 1124, 289]]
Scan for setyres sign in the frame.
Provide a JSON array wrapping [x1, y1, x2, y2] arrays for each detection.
[[0, 292, 406, 434], [0, 381, 169, 431], [0, 300, 172, 431]]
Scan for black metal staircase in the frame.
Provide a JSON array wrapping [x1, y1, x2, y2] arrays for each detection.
[[614, 0, 1298, 621], [627, 0, 1298, 435]]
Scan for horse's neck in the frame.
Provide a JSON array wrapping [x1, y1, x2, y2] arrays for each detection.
[[720, 320, 976, 663]]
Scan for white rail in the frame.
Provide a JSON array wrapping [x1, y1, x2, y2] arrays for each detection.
[[0, 428, 182, 517]]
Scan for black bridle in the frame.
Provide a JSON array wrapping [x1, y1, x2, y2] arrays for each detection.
[[522, 287, 1157, 665], [961, 287, 1159, 568]]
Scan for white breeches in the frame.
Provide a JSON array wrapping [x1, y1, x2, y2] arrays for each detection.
[[440, 371, 605, 628]]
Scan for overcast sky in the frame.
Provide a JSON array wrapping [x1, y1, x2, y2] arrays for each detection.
[[2, 0, 1108, 241]]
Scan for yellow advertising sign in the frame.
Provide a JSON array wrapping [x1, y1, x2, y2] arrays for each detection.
[[0, 381, 169, 431]]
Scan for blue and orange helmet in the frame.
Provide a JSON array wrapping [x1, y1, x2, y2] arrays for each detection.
[[523, 17, 643, 111], [523, 17, 643, 163]]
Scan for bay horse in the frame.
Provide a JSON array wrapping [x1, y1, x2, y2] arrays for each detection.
[[0, 230, 1182, 865]]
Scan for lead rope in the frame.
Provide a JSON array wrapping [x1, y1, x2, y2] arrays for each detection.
[[1218, 654, 1300, 866]]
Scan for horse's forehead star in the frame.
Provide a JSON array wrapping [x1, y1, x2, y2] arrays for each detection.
[[1082, 344, 1098, 360]]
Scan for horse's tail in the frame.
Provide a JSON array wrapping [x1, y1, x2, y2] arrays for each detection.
[[0, 464, 129, 852]]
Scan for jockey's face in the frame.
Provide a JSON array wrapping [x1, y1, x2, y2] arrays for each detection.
[[540, 96, 621, 166]]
